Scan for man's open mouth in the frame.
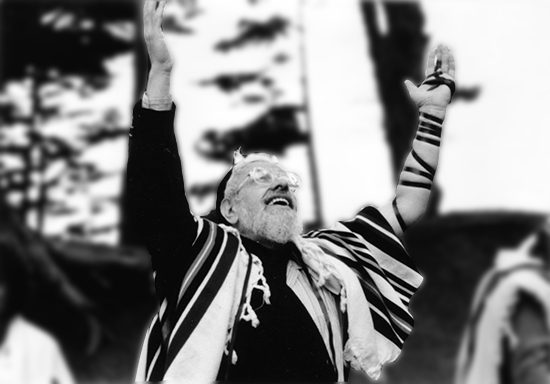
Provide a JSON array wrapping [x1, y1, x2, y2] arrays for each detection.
[[265, 196, 294, 209]]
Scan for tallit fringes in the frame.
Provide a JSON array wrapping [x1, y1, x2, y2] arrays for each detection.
[[223, 341, 239, 365], [219, 223, 241, 238], [240, 302, 260, 328], [340, 286, 348, 313], [343, 341, 382, 380], [238, 253, 271, 329], [295, 236, 340, 289]]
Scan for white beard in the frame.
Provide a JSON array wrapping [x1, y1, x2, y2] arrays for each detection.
[[239, 206, 303, 245]]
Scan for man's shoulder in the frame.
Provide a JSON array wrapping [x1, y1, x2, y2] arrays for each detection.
[[194, 216, 241, 244], [302, 206, 401, 246]]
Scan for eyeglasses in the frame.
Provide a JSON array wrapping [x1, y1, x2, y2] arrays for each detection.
[[235, 167, 301, 193]]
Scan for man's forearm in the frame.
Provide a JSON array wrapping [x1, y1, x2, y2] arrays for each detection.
[[378, 45, 454, 236], [127, 101, 198, 276], [389, 106, 446, 233], [143, 66, 172, 111]]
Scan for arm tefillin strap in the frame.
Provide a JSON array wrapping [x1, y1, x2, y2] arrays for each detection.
[[418, 119, 442, 140], [415, 112, 443, 148], [401, 113, 442, 187], [392, 198, 407, 232], [393, 111, 444, 231], [392, 60, 453, 232], [415, 135, 440, 147], [420, 67, 456, 100]]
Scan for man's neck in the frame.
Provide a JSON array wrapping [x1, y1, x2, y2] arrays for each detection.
[[242, 236, 286, 250]]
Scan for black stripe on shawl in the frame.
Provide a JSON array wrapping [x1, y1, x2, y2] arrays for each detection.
[[146, 222, 213, 380], [174, 222, 225, 315], [384, 270, 417, 298], [357, 276, 413, 341], [146, 317, 165, 381], [311, 232, 417, 316], [330, 253, 408, 348], [164, 228, 240, 372], [339, 218, 417, 272]]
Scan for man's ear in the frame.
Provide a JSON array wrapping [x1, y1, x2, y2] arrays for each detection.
[[220, 198, 238, 225]]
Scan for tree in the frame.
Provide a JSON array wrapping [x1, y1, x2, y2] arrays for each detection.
[[360, 2, 428, 177], [0, 0, 136, 240], [177, 2, 325, 230], [359, 1, 480, 214]]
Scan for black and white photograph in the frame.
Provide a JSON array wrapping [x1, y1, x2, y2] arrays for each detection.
[[0, 0, 549, 383]]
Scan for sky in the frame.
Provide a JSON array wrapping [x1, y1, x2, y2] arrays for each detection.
[[422, 0, 550, 214]]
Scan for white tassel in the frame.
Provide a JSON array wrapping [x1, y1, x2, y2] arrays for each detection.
[[233, 148, 245, 165], [240, 302, 260, 328], [219, 224, 241, 238], [340, 286, 347, 313], [238, 253, 271, 329], [253, 275, 271, 305]]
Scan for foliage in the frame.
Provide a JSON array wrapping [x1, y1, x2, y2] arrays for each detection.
[[0, 1, 135, 239]]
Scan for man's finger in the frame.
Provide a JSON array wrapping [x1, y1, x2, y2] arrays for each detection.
[[155, 0, 167, 20], [144, 0, 157, 31], [448, 50, 456, 79], [144, 0, 156, 19], [425, 47, 436, 77], [440, 45, 450, 74]]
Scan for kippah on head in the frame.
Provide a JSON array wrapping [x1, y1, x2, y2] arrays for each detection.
[[204, 149, 279, 225]]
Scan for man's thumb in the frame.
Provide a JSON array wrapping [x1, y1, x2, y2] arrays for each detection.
[[404, 80, 417, 96]]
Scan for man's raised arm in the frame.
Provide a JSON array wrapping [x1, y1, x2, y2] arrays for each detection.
[[143, 0, 172, 110], [126, 0, 197, 278], [380, 45, 456, 236]]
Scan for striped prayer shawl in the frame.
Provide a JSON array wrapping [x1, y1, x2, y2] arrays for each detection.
[[305, 206, 423, 351], [136, 205, 423, 382], [137, 218, 243, 382]]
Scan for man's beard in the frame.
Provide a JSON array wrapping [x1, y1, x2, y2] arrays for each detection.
[[239, 207, 303, 245]]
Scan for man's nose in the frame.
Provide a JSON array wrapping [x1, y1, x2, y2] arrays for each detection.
[[272, 179, 290, 192]]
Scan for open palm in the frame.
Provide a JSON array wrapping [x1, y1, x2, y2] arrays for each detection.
[[144, 0, 173, 72], [405, 45, 456, 112]]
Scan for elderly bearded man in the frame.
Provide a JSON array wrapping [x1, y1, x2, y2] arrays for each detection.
[[128, 1, 456, 382]]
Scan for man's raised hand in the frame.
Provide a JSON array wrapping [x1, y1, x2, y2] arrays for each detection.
[[144, 0, 173, 73], [404, 45, 456, 115]]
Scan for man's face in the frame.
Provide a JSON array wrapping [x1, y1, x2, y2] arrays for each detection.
[[224, 161, 303, 246]]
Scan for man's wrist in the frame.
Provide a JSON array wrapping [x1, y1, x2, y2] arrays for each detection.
[[150, 62, 173, 75], [144, 63, 173, 111], [419, 105, 447, 120], [142, 92, 173, 111]]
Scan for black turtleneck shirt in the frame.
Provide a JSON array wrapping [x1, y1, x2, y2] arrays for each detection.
[[217, 239, 339, 382]]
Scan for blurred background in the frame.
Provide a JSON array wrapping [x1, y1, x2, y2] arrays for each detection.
[[0, 0, 549, 382]]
